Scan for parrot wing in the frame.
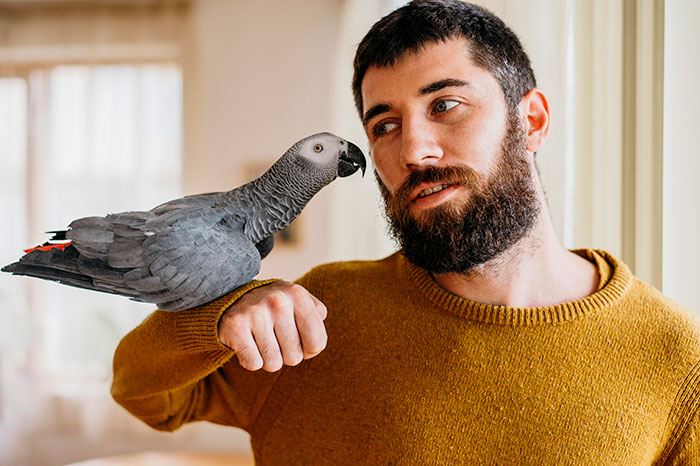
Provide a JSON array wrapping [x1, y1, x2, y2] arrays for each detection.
[[109, 211, 262, 311], [150, 191, 226, 214]]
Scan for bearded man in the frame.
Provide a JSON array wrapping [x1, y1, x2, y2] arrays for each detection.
[[112, 1, 700, 464]]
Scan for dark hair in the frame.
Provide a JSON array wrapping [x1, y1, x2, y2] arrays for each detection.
[[352, 0, 536, 116]]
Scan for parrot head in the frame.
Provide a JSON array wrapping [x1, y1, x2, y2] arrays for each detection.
[[295, 132, 366, 179]]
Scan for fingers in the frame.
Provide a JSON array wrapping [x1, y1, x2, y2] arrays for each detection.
[[285, 284, 327, 359], [310, 294, 328, 321], [218, 281, 328, 372], [274, 318, 304, 367], [229, 329, 264, 371], [251, 315, 284, 372], [294, 302, 328, 360], [226, 308, 289, 372]]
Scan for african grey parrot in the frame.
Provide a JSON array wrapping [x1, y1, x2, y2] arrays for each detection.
[[2, 132, 365, 311]]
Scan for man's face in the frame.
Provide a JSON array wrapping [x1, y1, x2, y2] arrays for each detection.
[[361, 38, 540, 273]]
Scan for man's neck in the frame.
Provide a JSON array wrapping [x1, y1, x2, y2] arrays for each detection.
[[431, 214, 600, 308]]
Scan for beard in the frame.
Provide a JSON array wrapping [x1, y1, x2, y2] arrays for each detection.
[[377, 112, 541, 275]]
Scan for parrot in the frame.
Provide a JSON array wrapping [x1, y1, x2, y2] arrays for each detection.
[[2, 132, 365, 311]]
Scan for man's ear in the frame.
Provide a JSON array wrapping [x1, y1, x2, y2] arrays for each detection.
[[519, 88, 550, 153]]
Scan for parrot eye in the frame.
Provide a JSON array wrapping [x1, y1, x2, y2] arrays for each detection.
[[313, 144, 324, 153]]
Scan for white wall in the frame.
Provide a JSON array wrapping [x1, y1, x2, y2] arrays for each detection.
[[182, 0, 394, 282], [663, 0, 700, 311]]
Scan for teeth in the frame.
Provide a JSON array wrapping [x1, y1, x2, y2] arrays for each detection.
[[418, 184, 450, 198]]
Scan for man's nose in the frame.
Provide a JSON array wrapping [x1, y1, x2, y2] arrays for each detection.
[[399, 118, 443, 170]]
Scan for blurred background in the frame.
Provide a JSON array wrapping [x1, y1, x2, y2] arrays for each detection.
[[0, 0, 697, 464]]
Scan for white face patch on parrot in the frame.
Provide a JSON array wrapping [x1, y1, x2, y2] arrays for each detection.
[[298, 133, 346, 166]]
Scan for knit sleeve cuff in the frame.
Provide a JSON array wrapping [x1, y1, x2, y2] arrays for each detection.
[[174, 279, 282, 353]]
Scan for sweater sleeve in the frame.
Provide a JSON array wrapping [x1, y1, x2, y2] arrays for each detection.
[[111, 278, 282, 432], [663, 409, 700, 465], [657, 360, 700, 465], [662, 412, 700, 466]]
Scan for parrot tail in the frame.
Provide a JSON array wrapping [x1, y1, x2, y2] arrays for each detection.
[[2, 242, 140, 299]]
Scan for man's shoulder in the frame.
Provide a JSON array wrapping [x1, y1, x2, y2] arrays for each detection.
[[629, 277, 698, 327], [593, 249, 699, 345], [626, 276, 700, 362]]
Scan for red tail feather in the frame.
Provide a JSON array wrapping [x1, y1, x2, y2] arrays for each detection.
[[24, 242, 72, 254]]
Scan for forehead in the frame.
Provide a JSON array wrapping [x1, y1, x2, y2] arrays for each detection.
[[360, 38, 502, 111]]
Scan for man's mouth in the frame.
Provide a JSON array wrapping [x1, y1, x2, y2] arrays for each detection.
[[413, 183, 456, 201]]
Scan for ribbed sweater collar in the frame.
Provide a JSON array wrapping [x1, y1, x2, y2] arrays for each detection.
[[402, 249, 633, 326]]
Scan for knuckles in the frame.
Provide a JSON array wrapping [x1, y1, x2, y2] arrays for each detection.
[[286, 283, 308, 299], [222, 311, 251, 333], [264, 290, 291, 310]]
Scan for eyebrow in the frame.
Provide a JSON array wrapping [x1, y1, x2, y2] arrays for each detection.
[[362, 78, 471, 127], [419, 78, 471, 95]]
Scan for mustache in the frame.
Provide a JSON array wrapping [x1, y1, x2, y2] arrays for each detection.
[[389, 165, 485, 204]]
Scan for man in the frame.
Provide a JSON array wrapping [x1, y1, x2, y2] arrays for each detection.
[[111, 1, 700, 464]]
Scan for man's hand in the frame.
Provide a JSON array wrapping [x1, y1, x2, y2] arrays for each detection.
[[218, 281, 328, 372]]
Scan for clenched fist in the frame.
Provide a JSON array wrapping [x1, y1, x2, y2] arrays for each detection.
[[218, 281, 328, 372]]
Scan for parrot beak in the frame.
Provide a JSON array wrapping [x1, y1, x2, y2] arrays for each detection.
[[337, 141, 366, 178]]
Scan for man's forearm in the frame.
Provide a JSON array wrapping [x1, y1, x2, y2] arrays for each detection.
[[111, 280, 279, 431]]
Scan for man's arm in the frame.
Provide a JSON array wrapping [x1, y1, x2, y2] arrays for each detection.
[[657, 408, 700, 465], [111, 276, 327, 432], [654, 359, 700, 465]]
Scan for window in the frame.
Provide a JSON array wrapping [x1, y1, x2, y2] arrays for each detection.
[[0, 64, 183, 381]]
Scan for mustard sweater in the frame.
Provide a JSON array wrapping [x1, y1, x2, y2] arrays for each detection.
[[112, 249, 700, 465]]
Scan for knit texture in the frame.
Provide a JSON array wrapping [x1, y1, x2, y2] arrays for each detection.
[[112, 250, 700, 465]]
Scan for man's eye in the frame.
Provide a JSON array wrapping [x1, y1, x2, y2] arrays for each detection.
[[433, 100, 459, 113], [373, 121, 398, 137]]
